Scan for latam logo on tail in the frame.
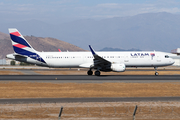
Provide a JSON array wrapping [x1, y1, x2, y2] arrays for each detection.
[[10, 31, 21, 36], [13, 44, 27, 49], [9, 29, 46, 63]]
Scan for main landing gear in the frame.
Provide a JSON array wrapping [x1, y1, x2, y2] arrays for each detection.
[[95, 70, 100, 76], [154, 67, 159, 76], [87, 70, 101, 76], [87, 70, 93, 75]]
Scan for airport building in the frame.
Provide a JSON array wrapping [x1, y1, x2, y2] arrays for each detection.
[[0, 59, 6, 65], [0, 59, 20, 65], [171, 48, 180, 66]]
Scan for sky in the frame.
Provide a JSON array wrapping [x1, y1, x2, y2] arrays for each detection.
[[1, 0, 180, 24]]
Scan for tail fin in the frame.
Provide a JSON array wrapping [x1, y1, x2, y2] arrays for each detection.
[[9, 28, 36, 56], [8, 28, 46, 64]]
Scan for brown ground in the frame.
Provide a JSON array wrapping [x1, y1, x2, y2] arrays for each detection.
[[0, 70, 23, 75], [0, 82, 180, 98], [1, 102, 180, 120], [1, 68, 180, 119]]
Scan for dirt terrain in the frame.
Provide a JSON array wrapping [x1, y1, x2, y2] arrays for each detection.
[[1, 102, 180, 120], [0, 82, 180, 98], [0, 67, 180, 119]]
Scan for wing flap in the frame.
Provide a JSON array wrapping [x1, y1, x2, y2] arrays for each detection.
[[79, 63, 93, 68], [89, 45, 111, 69]]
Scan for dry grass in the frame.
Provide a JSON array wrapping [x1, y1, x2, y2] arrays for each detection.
[[1, 81, 180, 119], [0, 70, 23, 75], [1, 102, 180, 119], [0, 82, 180, 98], [1, 68, 180, 119]]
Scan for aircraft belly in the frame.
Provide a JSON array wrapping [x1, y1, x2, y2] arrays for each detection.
[[46, 59, 84, 68], [126, 59, 153, 67]]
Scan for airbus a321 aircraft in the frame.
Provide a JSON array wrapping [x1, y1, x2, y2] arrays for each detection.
[[6, 28, 175, 76]]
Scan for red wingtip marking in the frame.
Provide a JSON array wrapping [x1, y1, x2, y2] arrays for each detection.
[[13, 44, 27, 48], [10, 31, 21, 37], [58, 49, 61, 52]]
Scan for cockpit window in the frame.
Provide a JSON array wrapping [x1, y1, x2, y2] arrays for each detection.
[[165, 55, 169, 58]]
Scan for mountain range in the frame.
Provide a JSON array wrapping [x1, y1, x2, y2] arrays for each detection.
[[99, 47, 141, 51], [0, 32, 85, 59], [0, 12, 180, 52]]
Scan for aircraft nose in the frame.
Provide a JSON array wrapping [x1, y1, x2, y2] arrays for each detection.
[[170, 58, 175, 65]]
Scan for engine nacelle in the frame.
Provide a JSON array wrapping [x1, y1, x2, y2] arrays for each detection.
[[111, 63, 126, 72]]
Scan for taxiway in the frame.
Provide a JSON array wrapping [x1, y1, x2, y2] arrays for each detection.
[[0, 75, 180, 83]]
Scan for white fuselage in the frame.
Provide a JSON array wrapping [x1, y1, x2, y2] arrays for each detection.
[[31, 51, 174, 68], [6, 28, 175, 75]]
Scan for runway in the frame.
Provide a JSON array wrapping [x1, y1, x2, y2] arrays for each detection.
[[1, 97, 180, 104], [0, 75, 180, 83]]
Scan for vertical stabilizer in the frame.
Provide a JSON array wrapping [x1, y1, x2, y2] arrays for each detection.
[[9, 28, 36, 55], [8, 28, 46, 63]]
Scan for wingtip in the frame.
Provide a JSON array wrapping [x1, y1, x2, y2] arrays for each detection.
[[89, 45, 96, 55]]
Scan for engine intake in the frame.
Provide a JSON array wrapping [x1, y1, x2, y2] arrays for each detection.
[[111, 63, 126, 72]]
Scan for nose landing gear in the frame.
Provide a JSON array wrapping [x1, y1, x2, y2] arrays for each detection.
[[155, 72, 159, 76], [154, 67, 159, 76]]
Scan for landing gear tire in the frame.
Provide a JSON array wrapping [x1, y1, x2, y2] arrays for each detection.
[[154, 67, 159, 76], [155, 72, 159, 76], [95, 71, 100, 76], [87, 70, 93, 75]]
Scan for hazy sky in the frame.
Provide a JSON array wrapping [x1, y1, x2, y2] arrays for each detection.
[[1, 0, 180, 24]]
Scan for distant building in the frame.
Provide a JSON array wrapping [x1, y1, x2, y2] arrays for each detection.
[[171, 48, 180, 55], [173, 59, 180, 66], [171, 48, 180, 66], [0, 59, 6, 65], [0, 59, 20, 65]]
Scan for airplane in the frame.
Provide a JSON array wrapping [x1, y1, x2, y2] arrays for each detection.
[[6, 28, 175, 76]]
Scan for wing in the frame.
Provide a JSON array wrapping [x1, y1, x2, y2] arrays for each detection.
[[89, 45, 111, 70]]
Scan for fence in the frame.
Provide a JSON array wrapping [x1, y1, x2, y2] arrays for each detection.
[[1, 102, 180, 120]]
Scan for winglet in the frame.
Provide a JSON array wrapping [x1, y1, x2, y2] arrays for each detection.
[[89, 45, 96, 55]]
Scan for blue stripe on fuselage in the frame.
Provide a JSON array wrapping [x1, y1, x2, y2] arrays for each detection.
[[13, 46, 46, 63]]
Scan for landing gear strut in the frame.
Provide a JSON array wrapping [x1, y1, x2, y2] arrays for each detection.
[[154, 67, 159, 76], [87, 70, 93, 75], [95, 70, 101, 76]]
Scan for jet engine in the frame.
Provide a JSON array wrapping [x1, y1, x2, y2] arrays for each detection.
[[111, 63, 126, 72]]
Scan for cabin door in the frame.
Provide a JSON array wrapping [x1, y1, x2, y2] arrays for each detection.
[[156, 55, 161, 62]]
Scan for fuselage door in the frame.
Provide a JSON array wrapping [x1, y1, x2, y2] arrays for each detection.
[[156, 55, 161, 62], [124, 56, 129, 62]]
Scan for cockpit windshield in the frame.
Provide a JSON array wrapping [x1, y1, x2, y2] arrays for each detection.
[[165, 55, 169, 58]]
